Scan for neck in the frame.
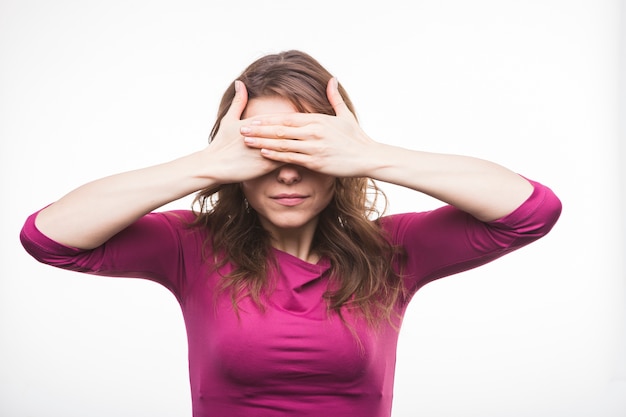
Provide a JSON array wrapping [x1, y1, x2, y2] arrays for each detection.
[[263, 223, 319, 263], [272, 231, 319, 263]]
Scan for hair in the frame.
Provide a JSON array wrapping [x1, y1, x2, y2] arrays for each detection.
[[192, 50, 405, 327]]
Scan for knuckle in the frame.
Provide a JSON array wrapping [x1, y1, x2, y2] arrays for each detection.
[[315, 144, 328, 157], [307, 160, 322, 172], [310, 126, 323, 139]]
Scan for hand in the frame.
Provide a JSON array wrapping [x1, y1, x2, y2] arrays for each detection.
[[203, 81, 282, 183], [239, 78, 380, 178]]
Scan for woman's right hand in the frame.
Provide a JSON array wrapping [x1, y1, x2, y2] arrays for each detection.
[[202, 81, 282, 184], [34, 81, 280, 249]]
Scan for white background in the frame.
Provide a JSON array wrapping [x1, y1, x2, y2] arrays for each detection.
[[1, 1, 625, 416]]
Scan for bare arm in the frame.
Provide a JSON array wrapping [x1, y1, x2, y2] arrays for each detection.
[[35, 152, 212, 249], [240, 78, 532, 222], [36, 81, 280, 249], [361, 145, 533, 222]]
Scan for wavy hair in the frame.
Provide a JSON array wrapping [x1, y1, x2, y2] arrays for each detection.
[[192, 50, 405, 326]]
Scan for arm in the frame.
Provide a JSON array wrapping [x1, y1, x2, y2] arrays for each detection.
[[35, 81, 280, 249], [35, 152, 212, 249], [240, 78, 532, 221], [362, 146, 533, 222], [381, 180, 561, 295]]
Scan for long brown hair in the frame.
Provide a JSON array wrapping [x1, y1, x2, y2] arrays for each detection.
[[193, 50, 405, 326]]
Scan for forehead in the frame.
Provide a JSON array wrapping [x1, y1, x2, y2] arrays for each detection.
[[243, 96, 297, 118]]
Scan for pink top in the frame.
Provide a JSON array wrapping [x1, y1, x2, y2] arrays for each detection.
[[20, 180, 561, 417]]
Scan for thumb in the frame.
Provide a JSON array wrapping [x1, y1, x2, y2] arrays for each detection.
[[326, 77, 351, 118], [225, 80, 248, 120]]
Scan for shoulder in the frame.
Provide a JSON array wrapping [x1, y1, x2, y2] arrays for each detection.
[[120, 210, 208, 250], [154, 209, 198, 224], [377, 207, 462, 244], [142, 210, 200, 233]]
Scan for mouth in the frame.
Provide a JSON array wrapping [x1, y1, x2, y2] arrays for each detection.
[[271, 193, 308, 207]]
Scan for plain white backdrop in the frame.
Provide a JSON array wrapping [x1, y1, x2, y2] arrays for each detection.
[[1, 1, 625, 416]]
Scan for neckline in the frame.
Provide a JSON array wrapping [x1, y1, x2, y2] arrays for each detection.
[[271, 247, 331, 271]]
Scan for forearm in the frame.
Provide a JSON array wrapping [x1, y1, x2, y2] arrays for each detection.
[[367, 143, 534, 222], [35, 150, 213, 249], [237, 80, 533, 221]]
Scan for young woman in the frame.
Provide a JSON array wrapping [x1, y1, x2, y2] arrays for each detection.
[[20, 50, 562, 417]]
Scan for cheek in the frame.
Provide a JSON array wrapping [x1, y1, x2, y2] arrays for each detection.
[[241, 180, 263, 204], [319, 180, 336, 205]]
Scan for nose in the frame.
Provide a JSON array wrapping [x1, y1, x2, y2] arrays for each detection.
[[276, 164, 301, 185]]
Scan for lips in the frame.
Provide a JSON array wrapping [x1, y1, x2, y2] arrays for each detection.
[[271, 193, 308, 207]]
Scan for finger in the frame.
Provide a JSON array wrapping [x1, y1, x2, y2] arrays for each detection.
[[224, 80, 248, 120], [260, 148, 312, 167], [326, 77, 351, 118], [241, 124, 306, 140], [244, 137, 307, 153], [245, 112, 312, 128]]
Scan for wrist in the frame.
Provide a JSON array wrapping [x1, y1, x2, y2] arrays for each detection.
[[185, 148, 223, 189], [359, 142, 398, 179]]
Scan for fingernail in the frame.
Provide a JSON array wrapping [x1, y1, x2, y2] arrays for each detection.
[[243, 137, 255, 144], [234, 80, 241, 94], [240, 126, 252, 134]]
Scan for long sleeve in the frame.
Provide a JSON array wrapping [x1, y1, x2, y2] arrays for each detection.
[[20, 209, 203, 301], [381, 179, 562, 298]]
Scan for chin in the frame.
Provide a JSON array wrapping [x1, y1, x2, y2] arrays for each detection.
[[272, 221, 310, 230], [259, 215, 318, 233]]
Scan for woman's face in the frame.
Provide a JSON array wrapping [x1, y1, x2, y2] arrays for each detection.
[[241, 96, 335, 237]]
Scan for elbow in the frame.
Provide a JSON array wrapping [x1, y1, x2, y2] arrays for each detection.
[[537, 188, 562, 237], [492, 182, 563, 245], [519, 186, 563, 240]]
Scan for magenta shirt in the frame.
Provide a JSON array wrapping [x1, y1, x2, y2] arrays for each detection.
[[20, 180, 561, 417]]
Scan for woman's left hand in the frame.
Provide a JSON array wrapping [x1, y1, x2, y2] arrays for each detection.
[[240, 78, 380, 178]]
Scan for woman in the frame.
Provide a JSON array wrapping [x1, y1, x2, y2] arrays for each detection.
[[20, 50, 562, 417]]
